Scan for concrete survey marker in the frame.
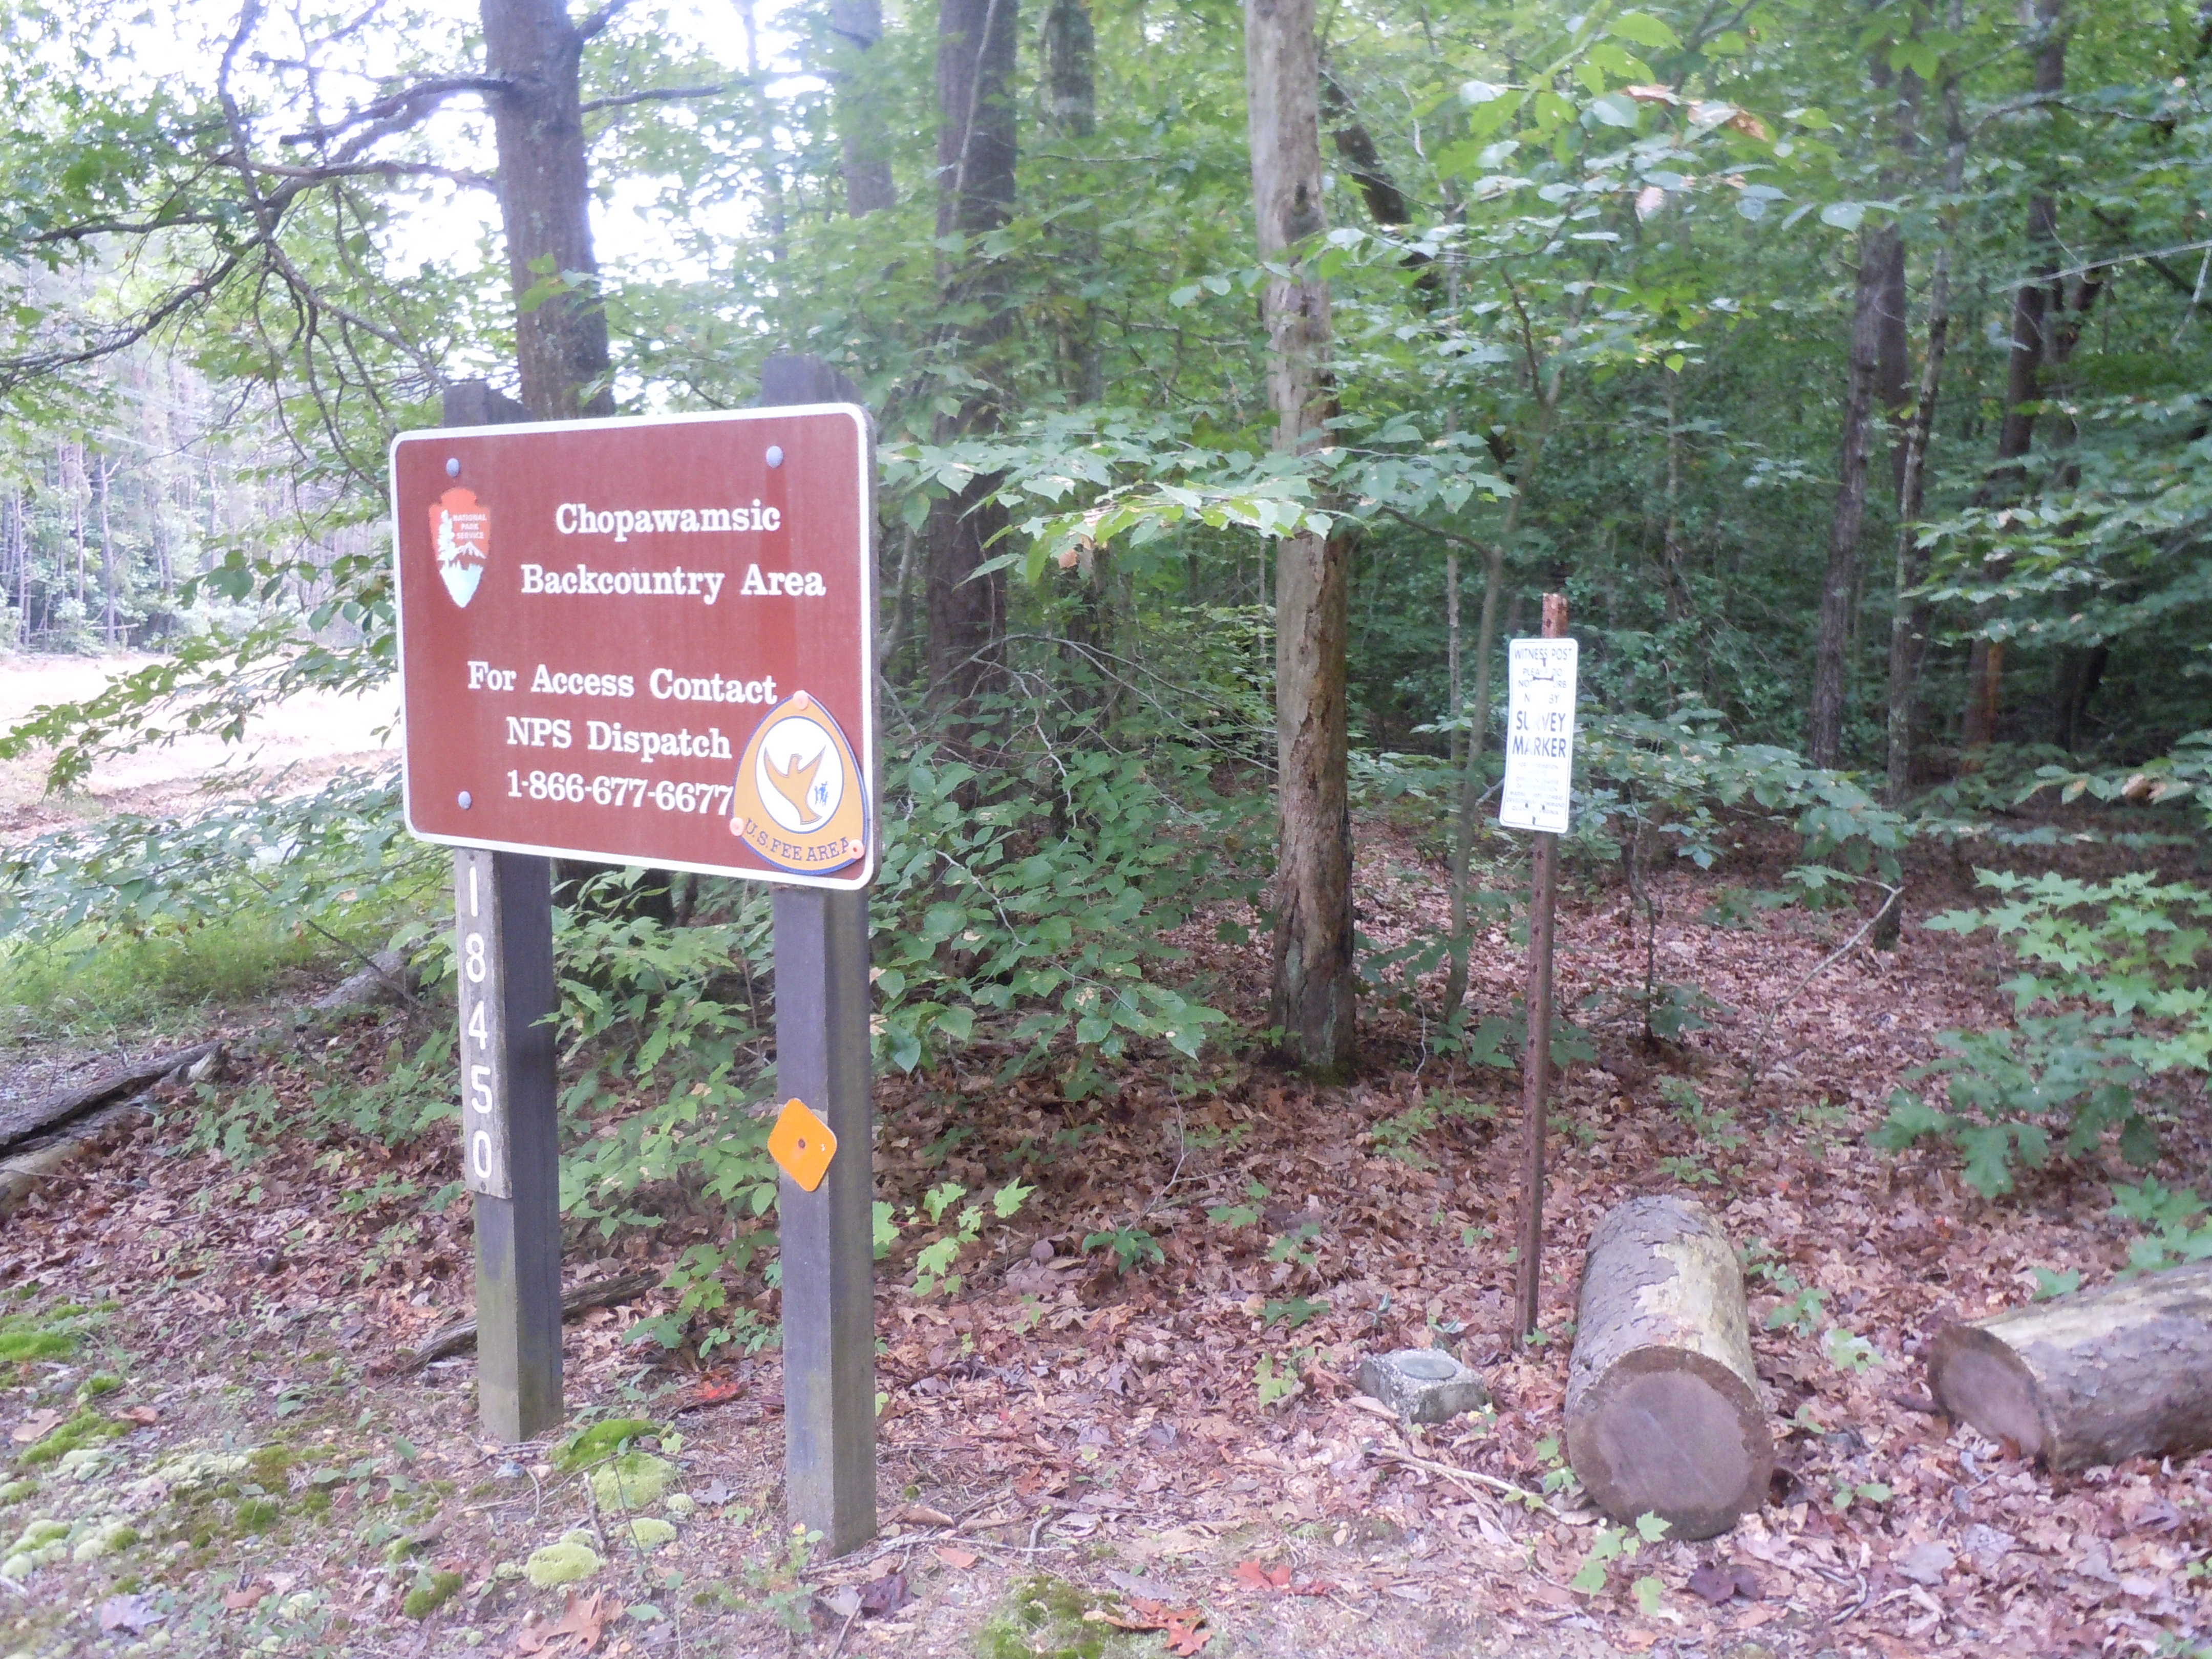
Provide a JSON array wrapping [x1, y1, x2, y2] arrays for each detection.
[[1357, 1348, 1491, 1424]]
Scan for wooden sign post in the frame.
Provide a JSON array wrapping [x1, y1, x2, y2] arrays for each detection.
[[397, 361, 879, 1552], [1499, 593, 1574, 1341]]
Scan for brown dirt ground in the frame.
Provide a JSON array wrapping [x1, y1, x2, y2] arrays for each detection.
[[0, 793, 2206, 1657]]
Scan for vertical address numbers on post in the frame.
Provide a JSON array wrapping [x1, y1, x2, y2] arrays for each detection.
[[455, 849, 512, 1200]]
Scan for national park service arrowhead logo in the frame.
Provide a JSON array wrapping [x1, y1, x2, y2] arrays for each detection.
[[730, 692, 868, 875], [430, 487, 491, 608]]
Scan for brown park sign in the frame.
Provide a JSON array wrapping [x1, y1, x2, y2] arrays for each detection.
[[391, 407, 876, 888]]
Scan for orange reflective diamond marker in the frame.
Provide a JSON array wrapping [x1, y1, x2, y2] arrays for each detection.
[[769, 1098, 837, 1193]]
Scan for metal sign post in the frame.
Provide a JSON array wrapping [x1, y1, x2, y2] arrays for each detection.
[[398, 363, 879, 1550], [1499, 593, 1574, 1342]]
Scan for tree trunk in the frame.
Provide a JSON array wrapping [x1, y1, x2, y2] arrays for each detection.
[[1884, 250, 1953, 809], [1043, 0, 1095, 137], [1566, 1196, 1773, 1541], [1247, 0, 1353, 1071], [830, 0, 897, 214], [96, 454, 117, 646], [1809, 42, 1920, 770], [1807, 224, 1893, 768], [735, 0, 790, 264], [1884, 19, 1966, 813], [1962, 0, 2067, 751], [482, 0, 613, 420], [1928, 1261, 2212, 1471], [924, 0, 1019, 701]]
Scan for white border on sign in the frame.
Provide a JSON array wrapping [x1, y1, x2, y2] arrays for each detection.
[[389, 404, 880, 891]]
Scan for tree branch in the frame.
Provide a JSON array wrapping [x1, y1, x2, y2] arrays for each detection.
[[580, 83, 727, 115], [574, 0, 641, 44], [279, 75, 515, 148], [1371, 502, 1490, 550]]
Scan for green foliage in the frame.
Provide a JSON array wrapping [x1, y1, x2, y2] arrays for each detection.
[[906, 1181, 1033, 1297], [555, 1419, 663, 1474], [2112, 1180, 2212, 1274], [1568, 1512, 1669, 1600], [1080, 1224, 1163, 1276], [1874, 870, 2209, 1197], [1262, 1296, 1328, 1330], [1364, 1089, 1497, 1168]]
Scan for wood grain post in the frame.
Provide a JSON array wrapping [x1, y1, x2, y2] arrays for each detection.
[[443, 381, 565, 1445], [759, 354, 878, 1556], [455, 847, 563, 1442], [1514, 591, 1569, 1341]]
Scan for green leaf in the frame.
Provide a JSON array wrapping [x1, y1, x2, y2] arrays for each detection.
[[1608, 11, 1682, 49], [1818, 202, 1866, 230], [1632, 1575, 1665, 1615], [1588, 93, 1640, 129]]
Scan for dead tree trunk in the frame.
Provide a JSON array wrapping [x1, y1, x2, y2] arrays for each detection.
[[1247, 0, 1354, 1072], [482, 0, 614, 420], [924, 0, 1019, 702], [1566, 1196, 1773, 1540], [1928, 1262, 2212, 1470]]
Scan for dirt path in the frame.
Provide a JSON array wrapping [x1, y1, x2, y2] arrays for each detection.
[[0, 653, 398, 842]]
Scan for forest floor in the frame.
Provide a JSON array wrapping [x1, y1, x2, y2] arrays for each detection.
[[0, 791, 2207, 1657]]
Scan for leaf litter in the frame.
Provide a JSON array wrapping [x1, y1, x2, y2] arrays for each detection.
[[0, 813, 2204, 1654]]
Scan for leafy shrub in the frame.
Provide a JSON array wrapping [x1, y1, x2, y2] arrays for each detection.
[[1873, 871, 2210, 1197]]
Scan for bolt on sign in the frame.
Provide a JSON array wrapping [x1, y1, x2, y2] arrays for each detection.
[[392, 407, 878, 900]]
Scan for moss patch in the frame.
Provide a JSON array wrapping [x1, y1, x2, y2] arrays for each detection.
[[15, 1409, 124, 1469], [977, 1576, 1158, 1659], [403, 1569, 464, 1619]]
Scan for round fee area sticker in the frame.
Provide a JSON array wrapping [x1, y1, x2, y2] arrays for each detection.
[[730, 692, 868, 874]]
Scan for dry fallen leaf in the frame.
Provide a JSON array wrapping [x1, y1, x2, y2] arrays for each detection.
[[515, 1589, 618, 1655], [222, 1584, 269, 1612], [1233, 1560, 1292, 1592], [934, 1546, 979, 1570], [97, 1596, 162, 1635], [10, 1409, 62, 1445], [1165, 1613, 1211, 1656], [112, 1405, 160, 1427]]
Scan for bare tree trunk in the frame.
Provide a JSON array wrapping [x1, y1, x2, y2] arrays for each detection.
[[830, 0, 897, 214], [1962, 0, 2067, 752], [1044, 0, 1095, 136], [96, 454, 117, 646], [1809, 44, 1920, 769], [1884, 248, 1954, 809], [1807, 227, 1891, 768], [924, 0, 1019, 701], [482, 0, 613, 420], [1248, 0, 1353, 1071], [734, 0, 790, 264]]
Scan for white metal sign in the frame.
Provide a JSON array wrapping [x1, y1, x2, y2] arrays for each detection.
[[1499, 637, 1578, 834]]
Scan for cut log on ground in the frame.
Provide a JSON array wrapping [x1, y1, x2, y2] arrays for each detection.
[[1927, 1260, 2212, 1471], [392, 1272, 658, 1375], [1566, 1195, 1773, 1540], [0, 1041, 218, 1157]]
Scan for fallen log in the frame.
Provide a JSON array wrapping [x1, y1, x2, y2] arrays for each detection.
[[0, 1041, 219, 1158], [1927, 1260, 2212, 1470], [1566, 1195, 1773, 1540], [392, 1271, 658, 1375]]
